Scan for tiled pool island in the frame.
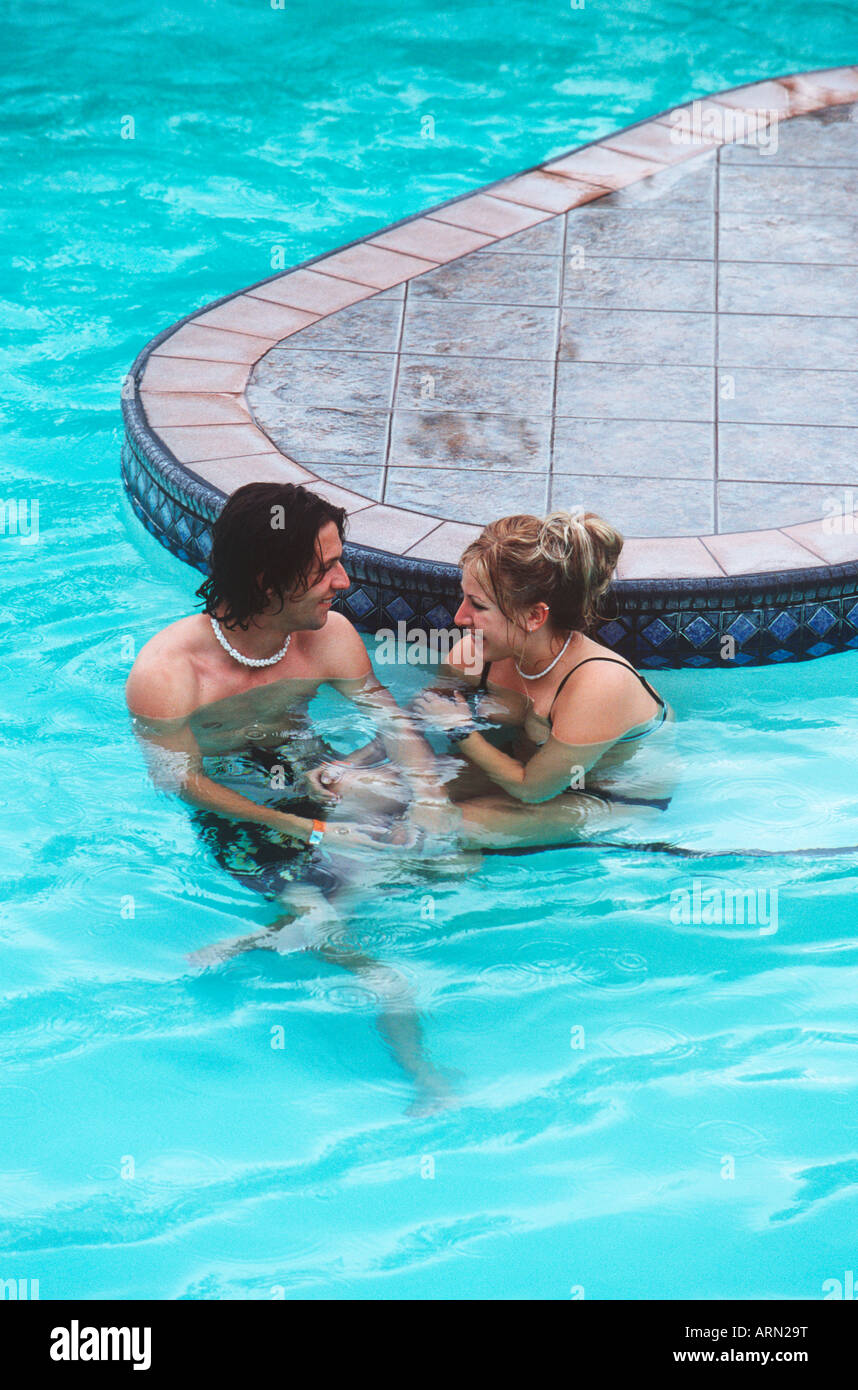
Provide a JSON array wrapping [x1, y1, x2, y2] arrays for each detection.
[[122, 67, 858, 666]]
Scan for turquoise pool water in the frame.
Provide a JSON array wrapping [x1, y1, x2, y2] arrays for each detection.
[[3, 0, 858, 1300]]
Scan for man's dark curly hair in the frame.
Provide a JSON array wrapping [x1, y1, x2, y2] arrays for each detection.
[[196, 482, 347, 630]]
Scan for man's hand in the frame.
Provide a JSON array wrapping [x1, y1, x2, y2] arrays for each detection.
[[302, 763, 344, 805]]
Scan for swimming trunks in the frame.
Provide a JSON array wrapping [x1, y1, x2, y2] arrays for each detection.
[[191, 744, 340, 900]]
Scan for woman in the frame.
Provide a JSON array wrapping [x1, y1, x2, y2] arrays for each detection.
[[408, 510, 677, 850]]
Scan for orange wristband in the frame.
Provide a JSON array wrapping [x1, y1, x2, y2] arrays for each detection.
[[308, 819, 326, 846]]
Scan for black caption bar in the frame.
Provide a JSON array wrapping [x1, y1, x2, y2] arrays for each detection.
[[1, 1298, 853, 1374]]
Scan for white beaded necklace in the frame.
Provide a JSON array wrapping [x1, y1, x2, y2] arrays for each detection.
[[514, 629, 574, 681], [210, 616, 291, 669]]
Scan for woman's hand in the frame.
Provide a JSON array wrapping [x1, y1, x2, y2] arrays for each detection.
[[413, 689, 473, 734]]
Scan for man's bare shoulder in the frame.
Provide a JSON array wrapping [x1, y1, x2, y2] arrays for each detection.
[[302, 609, 371, 678], [126, 615, 208, 720]]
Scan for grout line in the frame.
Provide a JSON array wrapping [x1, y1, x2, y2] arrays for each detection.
[[267, 353, 858, 372], [574, 146, 669, 168], [256, 358, 858, 376], [326, 465, 858, 486], [366, 241, 443, 266], [428, 209, 553, 236], [273, 297, 858, 320], [251, 400, 858, 428], [720, 160, 858, 170], [468, 247, 717, 261], [323, 242, 442, 267], [774, 527, 837, 560], [188, 321, 319, 342], [380, 279, 408, 503], [602, 136, 716, 158], [273, 300, 858, 321], [174, 457, 305, 469], [694, 536, 729, 574], [207, 319, 858, 364], [320, 465, 553, 476], [401, 520, 446, 555], [311, 265, 415, 290], [714, 143, 721, 535], [774, 533, 858, 564], [280, 304, 559, 319], [546, 207, 570, 513], [308, 493, 377, 515], [490, 187, 606, 214], [554, 212, 858, 222], [249, 277, 377, 303], [542, 172, 624, 193]]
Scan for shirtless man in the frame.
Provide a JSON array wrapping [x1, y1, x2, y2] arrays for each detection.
[[126, 481, 440, 851], [126, 481, 453, 1111]]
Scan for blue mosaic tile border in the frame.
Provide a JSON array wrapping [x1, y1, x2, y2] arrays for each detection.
[[121, 419, 858, 668]]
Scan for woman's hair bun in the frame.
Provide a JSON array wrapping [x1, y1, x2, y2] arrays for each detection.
[[461, 508, 624, 633], [536, 509, 623, 594]]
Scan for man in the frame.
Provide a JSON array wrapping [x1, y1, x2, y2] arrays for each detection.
[[126, 481, 441, 859], [127, 481, 456, 1111]]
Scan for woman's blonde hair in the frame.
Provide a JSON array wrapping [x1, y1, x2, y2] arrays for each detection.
[[460, 510, 623, 633]]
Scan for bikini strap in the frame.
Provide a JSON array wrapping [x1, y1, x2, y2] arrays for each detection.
[[549, 657, 666, 718], [478, 660, 491, 691]]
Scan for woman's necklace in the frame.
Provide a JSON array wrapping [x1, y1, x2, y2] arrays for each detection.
[[210, 616, 291, 669], [514, 629, 574, 681]]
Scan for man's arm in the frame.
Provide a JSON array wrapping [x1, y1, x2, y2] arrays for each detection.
[[322, 616, 447, 805], [126, 655, 318, 843]]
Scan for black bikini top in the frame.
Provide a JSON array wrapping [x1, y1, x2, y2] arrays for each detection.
[[477, 655, 667, 731]]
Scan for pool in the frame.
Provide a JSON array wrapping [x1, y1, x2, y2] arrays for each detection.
[[4, 0, 858, 1301]]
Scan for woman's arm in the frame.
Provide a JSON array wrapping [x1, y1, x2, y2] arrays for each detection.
[[441, 720, 608, 803], [413, 663, 639, 804]]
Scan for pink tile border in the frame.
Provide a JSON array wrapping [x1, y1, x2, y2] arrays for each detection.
[[700, 529, 822, 576], [653, 99, 772, 145], [781, 516, 858, 566], [431, 193, 553, 236], [151, 323, 274, 365], [404, 520, 483, 563], [135, 67, 858, 583], [295, 479, 377, 515], [313, 243, 436, 289], [369, 217, 494, 261], [194, 295, 318, 340], [140, 358, 251, 393], [544, 146, 667, 189], [781, 67, 858, 111], [711, 78, 807, 117], [155, 423, 274, 464], [604, 118, 722, 164], [140, 392, 251, 427], [491, 170, 609, 213], [344, 505, 442, 555], [190, 453, 315, 491], [247, 270, 376, 315], [617, 538, 725, 581]]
